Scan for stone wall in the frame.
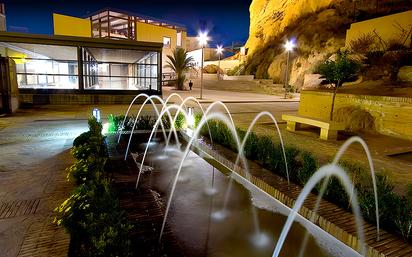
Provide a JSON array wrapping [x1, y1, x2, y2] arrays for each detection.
[[345, 10, 412, 48], [299, 90, 412, 140]]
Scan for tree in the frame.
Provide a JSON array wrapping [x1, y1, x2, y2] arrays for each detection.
[[317, 51, 360, 120], [166, 48, 194, 90]]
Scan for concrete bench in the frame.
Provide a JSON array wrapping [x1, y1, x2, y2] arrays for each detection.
[[282, 114, 345, 140]]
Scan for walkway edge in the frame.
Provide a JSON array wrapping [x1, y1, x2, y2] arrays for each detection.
[[180, 131, 411, 257]]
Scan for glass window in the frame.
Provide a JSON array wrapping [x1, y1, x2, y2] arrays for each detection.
[[82, 48, 159, 91], [91, 11, 135, 40], [1, 42, 79, 89], [177, 32, 182, 47], [163, 37, 171, 48]]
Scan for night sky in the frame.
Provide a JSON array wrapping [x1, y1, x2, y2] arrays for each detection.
[[2, 0, 252, 46]]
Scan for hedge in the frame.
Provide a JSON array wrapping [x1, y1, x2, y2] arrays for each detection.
[[198, 119, 412, 241], [54, 117, 132, 257]]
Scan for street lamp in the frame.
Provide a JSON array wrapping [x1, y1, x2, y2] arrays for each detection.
[[197, 31, 209, 99], [283, 39, 296, 99], [216, 45, 224, 79]]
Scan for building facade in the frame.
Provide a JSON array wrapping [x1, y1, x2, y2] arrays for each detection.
[[0, 3, 6, 31], [53, 9, 187, 73], [0, 32, 163, 105]]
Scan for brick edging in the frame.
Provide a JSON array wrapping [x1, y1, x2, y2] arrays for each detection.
[[180, 132, 410, 257]]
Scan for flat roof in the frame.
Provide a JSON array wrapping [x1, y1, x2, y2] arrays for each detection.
[[0, 31, 163, 51], [86, 7, 186, 31]]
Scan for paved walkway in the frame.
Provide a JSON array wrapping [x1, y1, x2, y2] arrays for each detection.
[[0, 108, 87, 257], [162, 86, 300, 103]]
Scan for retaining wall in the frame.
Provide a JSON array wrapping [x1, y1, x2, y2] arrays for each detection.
[[299, 90, 412, 140]]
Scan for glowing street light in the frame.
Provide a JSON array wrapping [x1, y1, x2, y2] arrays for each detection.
[[197, 31, 209, 99], [197, 32, 209, 47], [283, 39, 296, 99], [216, 45, 224, 79], [284, 40, 296, 52]]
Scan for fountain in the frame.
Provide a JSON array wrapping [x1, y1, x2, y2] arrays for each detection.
[[116, 94, 384, 257]]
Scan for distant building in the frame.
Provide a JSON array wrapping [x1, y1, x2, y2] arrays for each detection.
[[0, 3, 6, 31], [186, 36, 200, 52], [187, 48, 220, 68]]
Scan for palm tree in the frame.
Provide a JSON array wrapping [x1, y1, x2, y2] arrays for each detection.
[[166, 48, 194, 90]]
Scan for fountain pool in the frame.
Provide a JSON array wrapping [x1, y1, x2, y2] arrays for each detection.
[[134, 142, 362, 257]]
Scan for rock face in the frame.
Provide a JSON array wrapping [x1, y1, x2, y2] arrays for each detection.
[[244, 0, 412, 89], [244, 0, 351, 89], [246, 0, 336, 55]]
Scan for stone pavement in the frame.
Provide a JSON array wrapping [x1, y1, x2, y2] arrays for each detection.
[[0, 108, 87, 257]]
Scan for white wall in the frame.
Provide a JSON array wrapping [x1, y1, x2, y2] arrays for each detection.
[[187, 48, 218, 68], [204, 60, 241, 73]]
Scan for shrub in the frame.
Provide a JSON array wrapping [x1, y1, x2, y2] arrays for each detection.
[[243, 132, 259, 160], [194, 113, 203, 129], [203, 64, 223, 74], [73, 131, 92, 147], [66, 155, 107, 185], [256, 136, 276, 167], [197, 118, 412, 241], [227, 65, 245, 76], [350, 33, 377, 54], [281, 147, 300, 180], [173, 112, 185, 129], [393, 196, 412, 241], [365, 50, 385, 66], [55, 180, 132, 257], [382, 50, 412, 81], [56, 116, 132, 256], [108, 114, 125, 133], [298, 152, 318, 185], [324, 177, 349, 208]]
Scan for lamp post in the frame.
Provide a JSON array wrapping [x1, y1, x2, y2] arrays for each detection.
[[216, 45, 224, 79], [283, 39, 296, 99], [197, 31, 209, 99]]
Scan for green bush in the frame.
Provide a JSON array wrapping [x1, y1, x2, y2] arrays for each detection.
[[256, 136, 274, 167], [194, 113, 203, 129], [200, 118, 412, 241], [174, 112, 185, 129], [55, 180, 132, 257], [107, 114, 125, 133], [73, 131, 92, 147], [108, 114, 173, 132], [56, 116, 132, 256], [66, 156, 106, 185], [243, 132, 259, 160], [227, 65, 244, 76], [298, 152, 318, 185], [203, 64, 223, 74]]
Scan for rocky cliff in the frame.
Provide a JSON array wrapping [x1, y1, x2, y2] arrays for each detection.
[[246, 0, 336, 54], [243, 0, 411, 88]]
